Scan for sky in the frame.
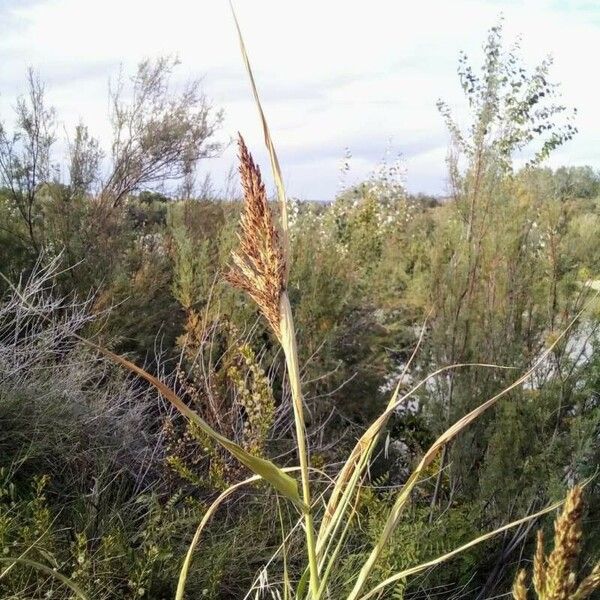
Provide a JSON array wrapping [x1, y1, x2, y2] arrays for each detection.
[[0, 0, 598, 200]]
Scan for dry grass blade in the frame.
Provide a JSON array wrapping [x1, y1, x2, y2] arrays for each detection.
[[176, 474, 263, 600], [0, 558, 89, 599], [316, 361, 514, 562], [277, 497, 293, 600], [345, 294, 597, 600], [318, 314, 430, 538], [176, 467, 303, 600], [230, 0, 290, 274], [228, 134, 286, 337], [94, 346, 302, 507]]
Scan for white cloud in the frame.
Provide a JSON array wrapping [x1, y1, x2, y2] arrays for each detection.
[[0, 0, 597, 199]]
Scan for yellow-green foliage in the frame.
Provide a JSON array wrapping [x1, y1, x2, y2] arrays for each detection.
[[227, 342, 275, 457], [332, 477, 481, 599], [0, 470, 236, 599], [164, 321, 276, 490]]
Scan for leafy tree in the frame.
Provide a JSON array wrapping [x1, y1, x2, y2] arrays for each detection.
[[101, 57, 223, 207], [0, 69, 55, 254]]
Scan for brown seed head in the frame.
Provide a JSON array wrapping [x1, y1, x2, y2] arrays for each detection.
[[533, 529, 547, 597], [513, 487, 597, 600], [572, 562, 600, 600], [227, 134, 286, 337], [513, 569, 529, 600], [545, 486, 583, 600]]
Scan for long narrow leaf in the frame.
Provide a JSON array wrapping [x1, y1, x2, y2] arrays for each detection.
[[176, 471, 297, 600], [0, 558, 89, 599], [318, 316, 429, 538], [98, 348, 302, 508], [230, 0, 290, 274], [317, 362, 513, 558]]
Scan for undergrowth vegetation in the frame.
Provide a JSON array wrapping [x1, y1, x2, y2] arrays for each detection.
[[0, 11, 598, 600]]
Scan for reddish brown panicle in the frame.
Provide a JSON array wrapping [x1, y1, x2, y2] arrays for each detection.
[[227, 134, 286, 337]]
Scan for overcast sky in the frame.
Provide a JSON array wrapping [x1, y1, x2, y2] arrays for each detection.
[[0, 0, 598, 200]]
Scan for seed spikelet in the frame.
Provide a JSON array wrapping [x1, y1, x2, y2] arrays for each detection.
[[513, 569, 528, 600]]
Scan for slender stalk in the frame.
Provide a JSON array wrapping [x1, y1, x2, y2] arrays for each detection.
[[227, 14, 319, 590], [280, 292, 320, 597], [316, 506, 357, 599]]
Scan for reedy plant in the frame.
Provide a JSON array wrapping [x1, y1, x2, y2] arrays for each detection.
[[172, 127, 585, 596], [227, 131, 319, 596]]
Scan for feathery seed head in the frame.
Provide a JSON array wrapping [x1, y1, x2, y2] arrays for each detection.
[[513, 569, 529, 600], [227, 134, 286, 337], [533, 529, 547, 597], [512, 487, 599, 600], [572, 562, 600, 600], [545, 485, 583, 599]]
